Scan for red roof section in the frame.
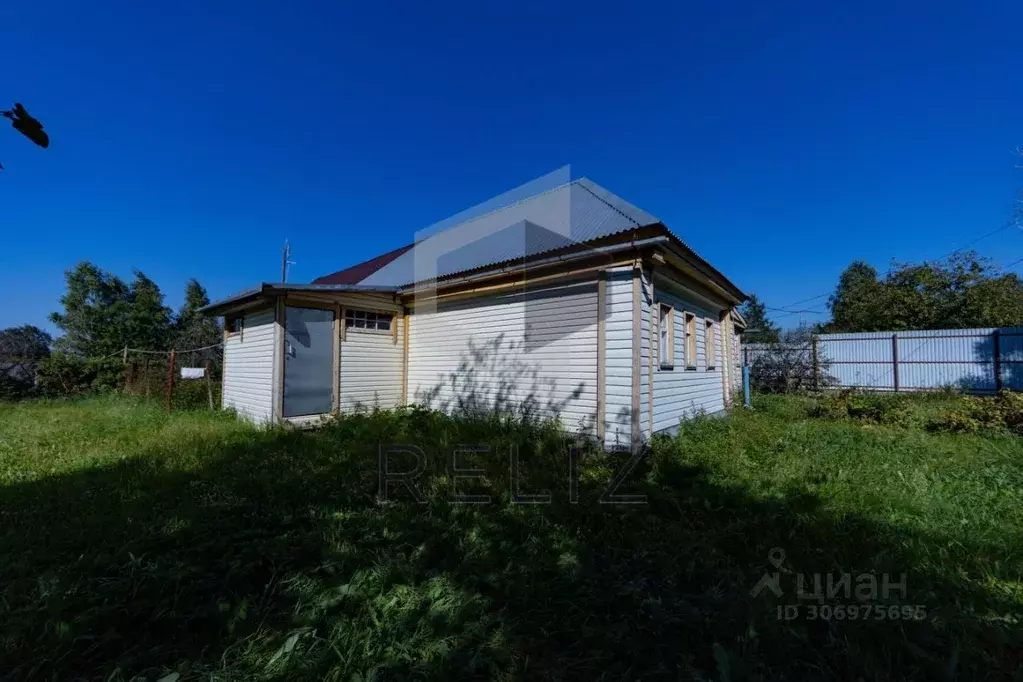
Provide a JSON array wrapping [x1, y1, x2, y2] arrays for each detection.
[[311, 243, 415, 285]]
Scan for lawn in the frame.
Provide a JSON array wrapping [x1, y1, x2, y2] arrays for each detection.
[[0, 394, 1021, 680]]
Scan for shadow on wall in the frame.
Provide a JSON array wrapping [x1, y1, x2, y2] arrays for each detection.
[[961, 331, 1023, 393], [1, 414, 1020, 679], [413, 331, 590, 435]]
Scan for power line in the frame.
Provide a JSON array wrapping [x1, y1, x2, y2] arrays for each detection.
[[934, 222, 1020, 262], [768, 222, 1023, 318]]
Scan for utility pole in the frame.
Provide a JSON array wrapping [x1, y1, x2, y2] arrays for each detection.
[[281, 240, 295, 283]]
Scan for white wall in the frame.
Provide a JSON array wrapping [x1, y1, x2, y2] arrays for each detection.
[[648, 275, 727, 435], [407, 280, 599, 434], [603, 266, 635, 447], [223, 307, 276, 424], [339, 315, 405, 411]]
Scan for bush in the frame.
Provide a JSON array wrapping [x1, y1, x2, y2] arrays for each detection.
[[929, 390, 1023, 434], [36, 353, 123, 397], [746, 329, 836, 395], [809, 390, 913, 426]]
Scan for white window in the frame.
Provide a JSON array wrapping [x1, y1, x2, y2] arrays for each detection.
[[685, 313, 696, 369], [705, 319, 716, 370], [344, 309, 392, 331], [658, 304, 674, 369]]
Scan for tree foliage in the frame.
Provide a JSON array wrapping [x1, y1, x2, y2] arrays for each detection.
[[738, 293, 781, 343], [823, 252, 1023, 332], [37, 263, 221, 397], [173, 279, 220, 352], [0, 325, 51, 399], [47, 263, 175, 357]]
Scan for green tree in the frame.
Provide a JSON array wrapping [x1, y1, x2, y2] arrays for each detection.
[[824, 252, 1023, 332], [0, 325, 51, 399], [173, 279, 221, 351], [44, 263, 176, 394], [824, 261, 885, 332], [738, 293, 781, 343], [127, 270, 172, 351], [48, 262, 131, 358]]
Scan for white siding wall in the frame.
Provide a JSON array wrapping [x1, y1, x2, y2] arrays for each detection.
[[639, 268, 653, 440], [223, 307, 276, 424], [339, 315, 405, 411], [408, 281, 599, 433], [650, 277, 727, 434], [603, 266, 634, 447]]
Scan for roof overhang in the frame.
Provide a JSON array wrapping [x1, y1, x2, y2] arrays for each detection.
[[199, 283, 399, 317], [202, 227, 747, 316]]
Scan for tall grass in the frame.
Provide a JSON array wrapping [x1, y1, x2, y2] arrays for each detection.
[[0, 395, 1020, 680]]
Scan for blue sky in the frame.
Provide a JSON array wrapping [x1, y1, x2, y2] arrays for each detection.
[[2, 0, 1022, 333]]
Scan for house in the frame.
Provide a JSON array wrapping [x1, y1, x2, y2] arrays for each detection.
[[200, 178, 747, 450]]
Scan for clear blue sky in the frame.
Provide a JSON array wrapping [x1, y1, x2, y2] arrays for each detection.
[[3, 0, 1022, 333]]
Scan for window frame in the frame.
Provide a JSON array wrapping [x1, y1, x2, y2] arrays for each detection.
[[658, 303, 675, 370], [684, 312, 697, 370], [705, 319, 716, 370], [344, 308, 393, 333]]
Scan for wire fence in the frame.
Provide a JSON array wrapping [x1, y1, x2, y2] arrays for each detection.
[[743, 327, 1023, 395], [123, 342, 223, 412]]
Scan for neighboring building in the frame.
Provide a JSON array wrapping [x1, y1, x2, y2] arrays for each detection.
[[201, 179, 747, 450]]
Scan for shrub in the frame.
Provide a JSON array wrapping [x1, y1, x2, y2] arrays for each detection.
[[36, 353, 122, 397], [746, 329, 836, 395], [930, 390, 1023, 434], [809, 390, 913, 426]]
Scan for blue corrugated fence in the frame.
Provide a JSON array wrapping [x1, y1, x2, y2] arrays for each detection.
[[743, 327, 1023, 393]]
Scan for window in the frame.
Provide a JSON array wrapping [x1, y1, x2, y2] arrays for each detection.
[[344, 308, 392, 331], [685, 313, 696, 369], [658, 304, 674, 369], [229, 316, 243, 334], [705, 319, 716, 370]]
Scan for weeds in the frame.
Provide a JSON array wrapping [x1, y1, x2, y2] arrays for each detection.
[[0, 395, 1021, 680], [928, 390, 1023, 435], [808, 389, 915, 426]]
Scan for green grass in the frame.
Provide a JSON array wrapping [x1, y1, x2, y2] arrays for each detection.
[[0, 394, 1021, 680]]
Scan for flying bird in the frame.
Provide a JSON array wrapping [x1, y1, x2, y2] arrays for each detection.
[[2, 103, 48, 148]]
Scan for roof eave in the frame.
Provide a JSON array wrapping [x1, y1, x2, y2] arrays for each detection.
[[199, 283, 400, 316]]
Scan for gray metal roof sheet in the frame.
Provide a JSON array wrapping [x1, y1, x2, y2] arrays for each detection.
[[358, 178, 661, 287]]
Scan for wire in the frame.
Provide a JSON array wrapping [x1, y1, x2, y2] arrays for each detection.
[[779, 292, 830, 308], [767, 222, 1023, 318], [933, 222, 1020, 262], [128, 341, 224, 355]]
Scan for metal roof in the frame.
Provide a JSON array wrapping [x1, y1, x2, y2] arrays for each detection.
[[358, 178, 662, 287], [311, 242, 414, 285], [203, 177, 746, 316], [198, 283, 398, 316]]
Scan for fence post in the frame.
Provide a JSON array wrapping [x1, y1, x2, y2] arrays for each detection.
[[811, 334, 820, 392], [891, 333, 900, 393], [993, 329, 1002, 393], [205, 359, 214, 409], [166, 349, 176, 413]]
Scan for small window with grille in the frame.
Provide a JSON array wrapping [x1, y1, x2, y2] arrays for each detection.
[[344, 309, 392, 332]]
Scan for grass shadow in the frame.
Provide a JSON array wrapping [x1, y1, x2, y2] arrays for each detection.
[[0, 406, 1021, 680]]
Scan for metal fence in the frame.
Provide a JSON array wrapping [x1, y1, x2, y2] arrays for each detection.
[[124, 344, 223, 411], [743, 327, 1023, 394]]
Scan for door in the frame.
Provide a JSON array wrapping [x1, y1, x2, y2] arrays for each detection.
[[283, 306, 335, 417]]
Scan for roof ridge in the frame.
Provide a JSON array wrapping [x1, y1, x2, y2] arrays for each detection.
[[414, 177, 585, 244], [573, 178, 647, 230]]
